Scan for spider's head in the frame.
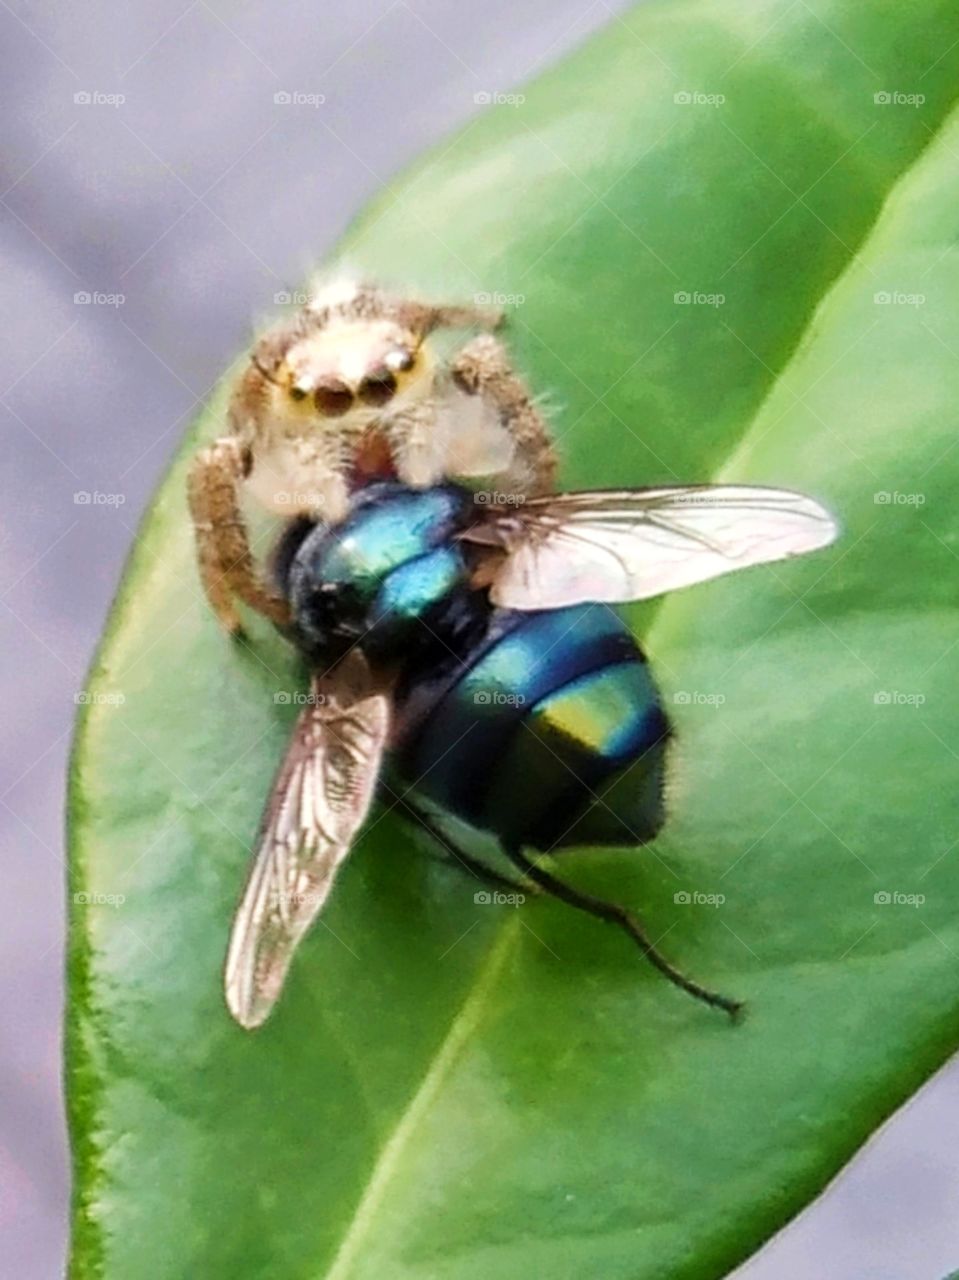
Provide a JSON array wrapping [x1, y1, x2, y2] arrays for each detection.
[[255, 314, 431, 424]]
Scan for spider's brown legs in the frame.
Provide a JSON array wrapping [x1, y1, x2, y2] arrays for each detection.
[[451, 334, 558, 497], [426, 302, 504, 331], [394, 299, 504, 335], [187, 436, 291, 635]]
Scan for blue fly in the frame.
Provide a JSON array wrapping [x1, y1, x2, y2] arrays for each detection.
[[225, 480, 837, 1028]]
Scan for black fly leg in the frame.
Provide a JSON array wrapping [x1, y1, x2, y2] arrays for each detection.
[[397, 796, 535, 896], [505, 845, 743, 1020]]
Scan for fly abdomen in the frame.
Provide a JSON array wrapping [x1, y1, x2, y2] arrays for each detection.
[[485, 658, 669, 850], [393, 603, 669, 852]]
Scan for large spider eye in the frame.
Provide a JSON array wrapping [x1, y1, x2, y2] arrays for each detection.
[[358, 369, 397, 407], [314, 379, 354, 416], [385, 348, 414, 374]]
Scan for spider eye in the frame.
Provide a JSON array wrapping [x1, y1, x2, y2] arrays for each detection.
[[289, 384, 308, 402], [385, 348, 414, 374], [358, 370, 397, 407], [314, 380, 354, 416]]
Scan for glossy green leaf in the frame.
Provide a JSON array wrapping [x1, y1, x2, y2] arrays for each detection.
[[68, 2, 959, 1276]]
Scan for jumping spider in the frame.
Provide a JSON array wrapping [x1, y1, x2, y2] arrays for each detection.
[[187, 279, 558, 635]]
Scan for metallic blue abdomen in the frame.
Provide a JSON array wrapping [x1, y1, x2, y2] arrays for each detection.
[[282, 482, 669, 852], [392, 604, 668, 850]]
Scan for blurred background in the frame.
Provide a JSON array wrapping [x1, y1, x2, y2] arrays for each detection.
[[2, 2, 958, 1277]]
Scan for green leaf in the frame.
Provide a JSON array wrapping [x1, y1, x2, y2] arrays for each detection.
[[68, 2, 959, 1277]]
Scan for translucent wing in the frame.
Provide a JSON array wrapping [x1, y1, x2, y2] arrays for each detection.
[[225, 656, 390, 1029], [462, 485, 838, 610]]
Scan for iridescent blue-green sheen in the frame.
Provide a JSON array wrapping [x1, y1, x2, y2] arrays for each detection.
[[372, 546, 466, 624], [397, 611, 668, 850], [288, 485, 473, 659], [480, 660, 668, 849], [309, 487, 466, 599], [284, 482, 669, 853]]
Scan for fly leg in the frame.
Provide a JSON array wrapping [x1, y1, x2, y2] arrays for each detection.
[[397, 795, 535, 896], [505, 845, 743, 1019]]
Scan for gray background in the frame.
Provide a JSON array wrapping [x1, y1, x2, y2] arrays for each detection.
[[1, 2, 957, 1277]]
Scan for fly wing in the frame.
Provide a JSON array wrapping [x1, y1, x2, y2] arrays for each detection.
[[225, 656, 390, 1029], [462, 485, 838, 610]]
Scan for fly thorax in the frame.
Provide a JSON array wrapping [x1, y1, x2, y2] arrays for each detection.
[[285, 483, 481, 668]]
